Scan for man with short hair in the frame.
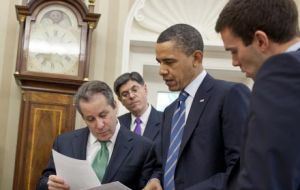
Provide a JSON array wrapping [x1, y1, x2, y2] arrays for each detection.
[[37, 80, 157, 190], [145, 23, 251, 190], [114, 72, 162, 141], [215, 0, 300, 189]]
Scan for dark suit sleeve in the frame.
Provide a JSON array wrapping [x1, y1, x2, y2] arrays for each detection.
[[149, 134, 163, 182], [148, 109, 167, 184], [222, 83, 251, 171], [139, 141, 160, 189], [234, 53, 300, 189], [187, 83, 251, 190], [36, 137, 60, 190]]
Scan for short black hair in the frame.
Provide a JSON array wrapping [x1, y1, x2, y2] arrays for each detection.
[[157, 23, 204, 55], [114, 72, 145, 97], [215, 0, 299, 46]]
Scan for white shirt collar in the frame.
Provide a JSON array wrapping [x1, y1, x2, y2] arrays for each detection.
[[131, 103, 151, 126], [178, 70, 207, 121], [286, 41, 300, 52], [88, 121, 120, 146], [86, 121, 120, 168], [184, 70, 207, 97], [129, 104, 151, 135]]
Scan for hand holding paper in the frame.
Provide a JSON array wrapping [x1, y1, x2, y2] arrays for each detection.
[[52, 149, 130, 190]]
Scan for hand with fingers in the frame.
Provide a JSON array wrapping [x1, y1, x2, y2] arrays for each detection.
[[47, 175, 70, 190]]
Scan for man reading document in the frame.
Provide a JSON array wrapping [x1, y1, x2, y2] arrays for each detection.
[[37, 80, 157, 190]]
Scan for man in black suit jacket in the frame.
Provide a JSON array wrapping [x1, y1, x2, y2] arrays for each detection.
[[114, 72, 162, 141], [37, 81, 157, 190], [145, 24, 251, 190], [215, 0, 300, 189]]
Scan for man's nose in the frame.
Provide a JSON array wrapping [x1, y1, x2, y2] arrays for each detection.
[[95, 117, 104, 129], [159, 64, 168, 76], [232, 58, 240, 67], [128, 90, 136, 98]]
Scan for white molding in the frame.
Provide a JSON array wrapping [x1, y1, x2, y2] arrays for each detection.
[[130, 0, 228, 44], [121, 0, 147, 73], [122, 0, 251, 95], [123, 0, 229, 72]]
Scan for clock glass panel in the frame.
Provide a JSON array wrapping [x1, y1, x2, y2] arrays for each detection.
[[27, 5, 81, 76]]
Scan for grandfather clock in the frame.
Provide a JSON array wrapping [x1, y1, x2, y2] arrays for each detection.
[[13, 0, 100, 189]]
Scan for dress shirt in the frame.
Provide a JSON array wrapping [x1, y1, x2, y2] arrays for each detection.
[[183, 70, 207, 121], [86, 122, 120, 165], [286, 41, 300, 52], [130, 104, 151, 135]]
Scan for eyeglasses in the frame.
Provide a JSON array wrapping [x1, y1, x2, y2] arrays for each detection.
[[120, 85, 142, 99]]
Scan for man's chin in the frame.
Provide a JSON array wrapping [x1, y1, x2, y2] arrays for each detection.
[[245, 72, 255, 79], [168, 86, 180, 92], [96, 133, 111, 141]]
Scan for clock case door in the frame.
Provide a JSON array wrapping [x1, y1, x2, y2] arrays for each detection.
[[13, 91, 76, 190]]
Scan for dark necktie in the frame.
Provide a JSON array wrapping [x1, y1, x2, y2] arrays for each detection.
[[164, 91, 189, 190], [134, 117, 142, 135]]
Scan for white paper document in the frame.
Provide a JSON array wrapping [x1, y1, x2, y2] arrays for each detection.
[[83, 181, 131, 190], [52, 149, 131, 190]]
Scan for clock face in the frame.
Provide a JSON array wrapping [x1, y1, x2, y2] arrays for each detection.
[[27, 6, 81, 76]]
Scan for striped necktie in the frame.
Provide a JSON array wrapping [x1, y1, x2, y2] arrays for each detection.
[[164, 91, 189, 190]]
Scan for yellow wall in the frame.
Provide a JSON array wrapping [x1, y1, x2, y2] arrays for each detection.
[[0, 0, 22, 189]]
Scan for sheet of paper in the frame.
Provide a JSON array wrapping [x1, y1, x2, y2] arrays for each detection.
[[52, 149, 101, 190], [52, 150, 131, 190], [83, 181, 131, 190]]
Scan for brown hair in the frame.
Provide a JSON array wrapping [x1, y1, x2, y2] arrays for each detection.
[[215, 0, 299, 46]]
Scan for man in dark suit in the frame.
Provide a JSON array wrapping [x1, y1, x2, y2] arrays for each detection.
[[145, 24, 251, 190], [37, 81, 157, 190], [215, 0, 300, 189], [114, 72, 162, 141]]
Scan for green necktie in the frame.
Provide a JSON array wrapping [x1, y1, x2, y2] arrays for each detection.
[[92, 141, 109, 181]]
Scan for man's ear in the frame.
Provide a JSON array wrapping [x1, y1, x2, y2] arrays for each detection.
[[114, 100, 119, 110], [194, 50, 203, 61], [254, 30, 269, 52], [144, 83, 148, 94], [117, 95, 122, 102], [192, 50, 203, 67]]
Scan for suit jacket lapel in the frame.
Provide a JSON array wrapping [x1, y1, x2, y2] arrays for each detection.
[[178, 75, 213, 157], [120, 113, 132, 130], [143, 107, 160, 140], [102, 127, 133, 182], [72, 127, 89, 160]]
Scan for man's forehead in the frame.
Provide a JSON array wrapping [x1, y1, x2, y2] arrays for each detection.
[[120, 81, 142, 90], [221, 30, 243, 48]]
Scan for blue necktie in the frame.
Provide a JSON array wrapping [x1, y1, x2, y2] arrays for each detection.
[[164, 91, 189, 190]]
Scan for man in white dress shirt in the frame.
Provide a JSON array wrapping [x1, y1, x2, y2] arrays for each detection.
[[37, 80, 158, 190], [114, 72, 162, 142]]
